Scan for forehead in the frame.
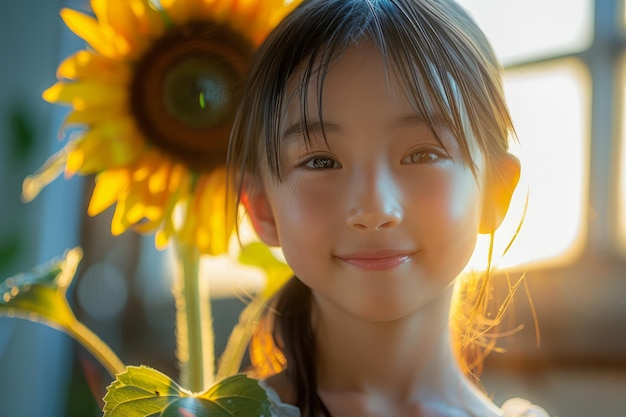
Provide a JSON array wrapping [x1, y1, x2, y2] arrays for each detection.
[[282, 45, 403, 120], [279, 43, 480, 159]]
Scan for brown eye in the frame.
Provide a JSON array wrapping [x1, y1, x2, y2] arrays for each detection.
[[304, 156, 341, 169], [402, 147, 448, 164]]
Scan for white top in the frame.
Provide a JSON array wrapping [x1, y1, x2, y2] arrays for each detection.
[[259, 381, 550, 417]]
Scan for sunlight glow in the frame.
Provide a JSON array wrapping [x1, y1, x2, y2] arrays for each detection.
[[467, 59, 590, 271], [457, 0, 593, 65]]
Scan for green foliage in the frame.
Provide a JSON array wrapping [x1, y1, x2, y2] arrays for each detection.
[[0, 234, 23, 275], [238, 242, 292, 299], [103, 366, 271, 417], [0, 247, 81, 329], [8, 104, 37, 161], [0, 247, 126, 376]]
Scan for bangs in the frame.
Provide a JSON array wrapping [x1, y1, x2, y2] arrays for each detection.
[[229, 0, 514, 185]]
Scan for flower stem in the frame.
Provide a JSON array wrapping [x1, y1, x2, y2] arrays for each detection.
[[67, 318, 125, 377], [173, 241, 215, 392]]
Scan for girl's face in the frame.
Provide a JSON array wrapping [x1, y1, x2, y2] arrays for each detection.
[[248, 44, 487, 322]]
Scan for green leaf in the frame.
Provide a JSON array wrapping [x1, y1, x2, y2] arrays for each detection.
[[0, 247, 82, 329], [161, 398, 226, 417], [104, 366, 272, 417], [103, 366, 186, 417], [0, 247, 125, 376], [200, 374, 272, 416], [238, 242, 292, 298]]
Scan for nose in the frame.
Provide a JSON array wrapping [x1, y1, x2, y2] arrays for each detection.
[[346, 168, 404, 231]]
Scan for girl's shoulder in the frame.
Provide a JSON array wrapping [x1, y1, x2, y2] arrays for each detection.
[[501, 398, 551, 417]]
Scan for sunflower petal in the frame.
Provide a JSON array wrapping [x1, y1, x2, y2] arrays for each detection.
[[88, 169, 131, 216], [40, 0, 298, 256], [91, 0, 162, 58], [154, 166, 192, 244], [60, 8, 130, 58], [124, 176, 166, 225], [63, 108, 127, 128], [91, 0, 138, 45], [114, 175, 155, 227], [160, 0, 198, 26], [111, 196, 132, 235], [132, 149, 163, 182], [66, 147, 86, 175], [197, 0, 234, 22], [66, 119, 143, 175], [43, 81, 127, 111], [128, 0, 166, 40], [148, 159, 172, 194], [194, 168, 234, 255], [57, 50, 131, 85]]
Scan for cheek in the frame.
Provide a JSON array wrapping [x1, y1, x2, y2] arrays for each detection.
[[276, 176, 343, 226], [411, 169, 482, 269], [267, 176, 343, 258], [418, 168, 481, 226]]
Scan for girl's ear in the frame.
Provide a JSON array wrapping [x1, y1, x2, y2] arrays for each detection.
[[242, 181, 280, 246], [479, 152, 521, 234]]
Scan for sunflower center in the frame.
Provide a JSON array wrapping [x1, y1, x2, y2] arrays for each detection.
[[131, 21, 253, 171]]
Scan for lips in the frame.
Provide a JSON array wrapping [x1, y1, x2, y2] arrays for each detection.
[[335, 249, 413, 271]]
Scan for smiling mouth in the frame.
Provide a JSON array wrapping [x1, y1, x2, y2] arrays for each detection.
[[335, 250, 413, 272]]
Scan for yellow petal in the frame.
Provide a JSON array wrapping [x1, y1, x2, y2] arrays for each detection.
[[88, 169, 131, 216], [161, 0, 198, 25], [66, 147, 85, 175], [43, 81, 127, 111], [132, 149, 164, 182], [129, 0, 166, 40], [61, 8, 130, 58], [63, 108, 127, 128], [143, 167, 191, 247], [194, 168, 233, 255], [197, 0, 234, 22], [124, 178, 165, 224], [111, 197, 131, 235], [66, 119, 143, 175], [155, 219, 175, 249], [57, 50, 131, 85], [118, 153, 174, 226], [148, 159, 172, 194], [91, 0, 137, 42], [91, 0, 161, 58], [119, 180, 151, 225]]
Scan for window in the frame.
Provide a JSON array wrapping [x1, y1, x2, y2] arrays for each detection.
[[459, 0, 594, 269]]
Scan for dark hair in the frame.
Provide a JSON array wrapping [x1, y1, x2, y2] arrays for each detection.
[[227, 0, 516, 415]]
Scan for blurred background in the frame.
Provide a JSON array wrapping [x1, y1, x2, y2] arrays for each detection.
[[0, 0, 624, 416]]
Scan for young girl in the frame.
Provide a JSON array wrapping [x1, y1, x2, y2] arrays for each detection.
[[228, 0, 550, 416]]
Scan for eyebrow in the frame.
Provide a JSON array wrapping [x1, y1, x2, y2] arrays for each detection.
[[280, 113, 450, 143], [281, 120, 341, 144], [396, 113, 450, 130]]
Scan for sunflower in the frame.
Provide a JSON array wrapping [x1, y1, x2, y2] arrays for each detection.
[[24, 0, 299, 255]]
